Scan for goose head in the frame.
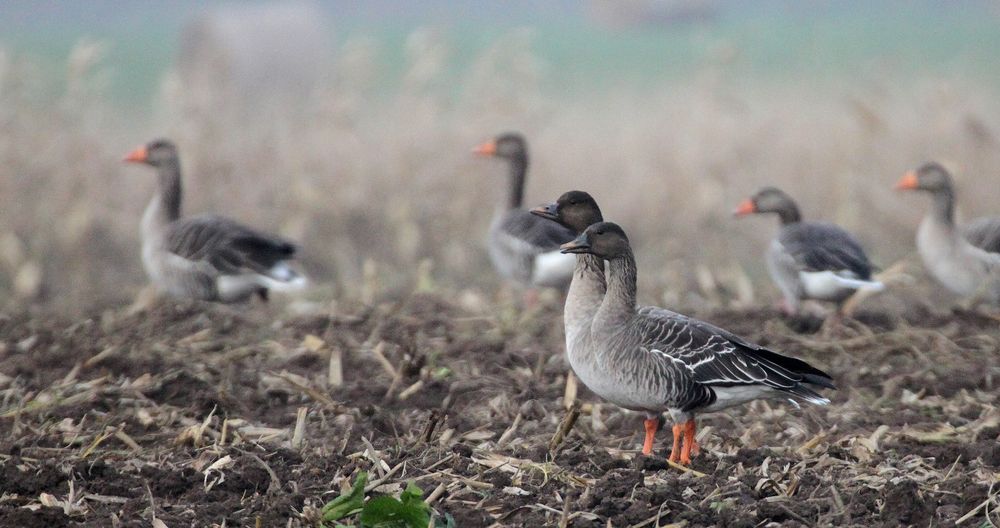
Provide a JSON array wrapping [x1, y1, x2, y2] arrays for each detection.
[[472, 132, 527, 161], [895, 162, 953, 194], [531, 190, 604, 234], [733, 186, 801, 225], [560, 222, 630, 259], [733, 187, 796, 217], [123, 139, 179, 168]]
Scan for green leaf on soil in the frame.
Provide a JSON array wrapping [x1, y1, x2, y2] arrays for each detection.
[[358, 482, 431, 528], [322, 472, 368, 522]]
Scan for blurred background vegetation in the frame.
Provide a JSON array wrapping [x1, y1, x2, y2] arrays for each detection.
[[2, 0, 1000, 313]]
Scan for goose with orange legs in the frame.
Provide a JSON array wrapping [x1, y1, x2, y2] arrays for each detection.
[[558, 221, 835, 464]]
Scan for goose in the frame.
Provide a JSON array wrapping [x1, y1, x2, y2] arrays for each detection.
[[734, 187, 883, 316], [560, 222, 835, 465], [895, 162, 1000, 303], [530, 190, 606, 356], [474, 133, 576, 292], [123, 139, 306, 303]]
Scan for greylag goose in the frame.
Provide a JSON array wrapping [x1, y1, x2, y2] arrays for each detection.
[[895, 162, 1000, 303], [560, 222, 835, 465], [123, 139, 306, 302], [734, 187, 883, 315], [474, 133, 576, 291]]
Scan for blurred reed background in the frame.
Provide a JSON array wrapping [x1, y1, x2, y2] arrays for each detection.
[[2, 0, 1000, 313]]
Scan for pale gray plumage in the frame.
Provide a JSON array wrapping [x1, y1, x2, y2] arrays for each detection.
[[126, 139, 305, 303], [561, 222, 834, 460], [476, 133, 575, 289], [899, 162, 1000, 303]]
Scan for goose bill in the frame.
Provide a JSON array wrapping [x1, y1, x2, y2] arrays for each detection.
[[123, 145, 148, 163], [529, 202, 559, 221], [733, 198, 756, 216], [472, 140, 497, 156], [560, 236, 590, 254], [894, 171, 919, 190]]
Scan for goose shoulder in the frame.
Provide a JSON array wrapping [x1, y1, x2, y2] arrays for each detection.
[[778, 221, 874, 279]]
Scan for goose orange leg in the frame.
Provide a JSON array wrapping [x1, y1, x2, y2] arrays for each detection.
[[680, 419, 698, 465], [668, 423, 683, 463], [641, 418, 657, 455]]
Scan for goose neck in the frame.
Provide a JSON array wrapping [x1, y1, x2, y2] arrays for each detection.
[[598, 250, 638, 325], [144, 161, 183, 230], [776, 201, 802, 226], [506, 154, 528, 209], [930, 187, 956, 226]]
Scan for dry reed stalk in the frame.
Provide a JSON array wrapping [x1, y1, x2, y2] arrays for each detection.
[[549, 402, 581, 453], [291, 406, 308, 449], [328, 346, 344, 387]]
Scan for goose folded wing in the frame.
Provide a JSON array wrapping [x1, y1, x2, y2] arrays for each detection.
[[636, 307, 834, 391], [165, 214, 297, 275], [498, 210, 576, 252], [963, 216, 1000, 254], [780, 223, 875, 278]]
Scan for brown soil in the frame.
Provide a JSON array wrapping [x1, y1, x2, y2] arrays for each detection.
[[1, 296, 998, 527]]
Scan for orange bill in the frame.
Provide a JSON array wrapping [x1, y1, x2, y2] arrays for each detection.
[[472, 140, 497, 156], [894, 170, 919, 190], [123, 145, 148, 163], [733, 198, 756, 216]]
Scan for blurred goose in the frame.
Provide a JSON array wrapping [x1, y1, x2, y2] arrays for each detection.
[[560, 222, 835, 465], [474, 133, 576, 291], [530, 190, 606, 351], [123, 139, 306, 303], [895, 162, 1000, 303], [734, 187, 883, 315]]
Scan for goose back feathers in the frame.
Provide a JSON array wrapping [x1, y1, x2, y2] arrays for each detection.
[[963, 216, 1000, 254]]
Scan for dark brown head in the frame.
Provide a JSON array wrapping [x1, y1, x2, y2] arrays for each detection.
[[530, 190, 604, 235], [895, 162, 954, 194], [123, 139, 179, 168], [733, 186, 801, 224], [560, 221, 631, 260], [472, 132, 527, 161]]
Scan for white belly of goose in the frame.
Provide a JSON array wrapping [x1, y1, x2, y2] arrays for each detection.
[[532, 250, 575, 288], [798, 270, 884, 301]]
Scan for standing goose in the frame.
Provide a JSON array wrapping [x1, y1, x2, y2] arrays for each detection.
[[895, 162, 1000, 303], [560, 222, 835, 465], [734, 187, 883, 316], [530, 191, 607, 350], [123, 139, 306, 303], [474, 133, 576, 291]]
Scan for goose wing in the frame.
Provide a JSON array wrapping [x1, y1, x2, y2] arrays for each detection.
[[635, 306, 834, 400], [496, 209, 576, 252], [164, 214, 297, 276], [779, 222, 875, 279], [963, 216, 1000, 254]]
